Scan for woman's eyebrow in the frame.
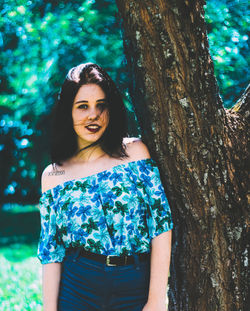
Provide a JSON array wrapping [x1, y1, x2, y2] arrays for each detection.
[[74, 99, 106, 105]]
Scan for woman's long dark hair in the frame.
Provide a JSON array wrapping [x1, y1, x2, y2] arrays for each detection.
[[50, 63, 128, 166]]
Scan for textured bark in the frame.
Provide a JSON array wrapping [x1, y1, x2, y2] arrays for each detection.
[[115, 1, 249, 310]]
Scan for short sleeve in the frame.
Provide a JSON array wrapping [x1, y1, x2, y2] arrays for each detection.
[[37, 191, 66, 264], [137, 159, 173, 239]]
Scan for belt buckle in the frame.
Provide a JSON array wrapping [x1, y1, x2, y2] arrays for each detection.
[[106, 255, 117, 266]]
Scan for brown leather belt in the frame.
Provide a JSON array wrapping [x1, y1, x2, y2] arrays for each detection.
[[71, 248, 150, 266]]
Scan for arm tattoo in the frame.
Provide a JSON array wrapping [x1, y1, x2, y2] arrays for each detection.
[[48, 170, 65, 176]]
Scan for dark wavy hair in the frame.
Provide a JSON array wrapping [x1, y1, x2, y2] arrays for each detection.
[[50, 62, 128, 166]]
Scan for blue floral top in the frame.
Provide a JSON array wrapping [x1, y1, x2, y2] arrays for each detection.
[[37, 158, 173, 264]]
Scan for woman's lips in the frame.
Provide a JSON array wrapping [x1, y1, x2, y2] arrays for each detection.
[[85, 124, 101, 133]]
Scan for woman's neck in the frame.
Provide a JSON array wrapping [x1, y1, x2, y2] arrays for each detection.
[[72, 144, 107, 164]]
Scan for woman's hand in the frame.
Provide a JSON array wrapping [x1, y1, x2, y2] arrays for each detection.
[[142, 300, 167, 311]]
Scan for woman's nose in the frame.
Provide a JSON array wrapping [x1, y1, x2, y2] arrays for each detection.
[[88, 108, 99, 120]]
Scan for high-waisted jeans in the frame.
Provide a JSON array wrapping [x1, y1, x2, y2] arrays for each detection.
[[57, 248, 150, 311]]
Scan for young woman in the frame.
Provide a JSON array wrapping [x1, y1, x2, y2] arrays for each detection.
[[37, 62, 173, 311]]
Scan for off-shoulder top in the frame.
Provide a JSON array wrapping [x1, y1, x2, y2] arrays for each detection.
[[37, 158, 173, 264]]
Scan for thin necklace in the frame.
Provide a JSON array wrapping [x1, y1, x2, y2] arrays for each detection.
[[75, 141, 99, 155]]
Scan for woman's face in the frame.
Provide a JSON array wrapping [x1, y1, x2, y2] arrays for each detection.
[[72, 83, 109, 149]]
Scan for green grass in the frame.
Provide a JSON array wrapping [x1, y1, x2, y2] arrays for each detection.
[[0, 243, 42, 311]]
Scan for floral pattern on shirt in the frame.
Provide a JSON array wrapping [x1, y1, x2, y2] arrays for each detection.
[[37, 158, 173, 264]]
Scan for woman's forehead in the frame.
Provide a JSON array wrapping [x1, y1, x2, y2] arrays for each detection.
[[74, 84, 106, 103]]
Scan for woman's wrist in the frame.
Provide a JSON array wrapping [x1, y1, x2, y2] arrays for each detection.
[[143, 299, 167, 311], [43, 302, 58, 311], [147, 290, 167, 303], [147, 297, 166, 305]]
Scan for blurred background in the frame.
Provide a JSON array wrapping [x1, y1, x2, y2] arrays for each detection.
[[0, 0, 249, 310]]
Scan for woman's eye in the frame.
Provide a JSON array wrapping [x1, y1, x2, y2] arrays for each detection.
[[97, 103, 108, 112], [78, 104, 88, 109]]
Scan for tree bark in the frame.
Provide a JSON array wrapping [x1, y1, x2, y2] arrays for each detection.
[[115, 1, 249, 310]]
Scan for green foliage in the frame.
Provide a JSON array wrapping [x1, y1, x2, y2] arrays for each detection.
[[0, 243, 42, 310], [0, 115, 37, 203], [205, 0, 249, 107], [0, 0, 127, 119], [2, 202, 38, 213]]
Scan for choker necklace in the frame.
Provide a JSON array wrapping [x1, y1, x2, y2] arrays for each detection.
[[75, 141, 99, 155]]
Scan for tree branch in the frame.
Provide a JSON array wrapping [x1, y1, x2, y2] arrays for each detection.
[[229, 83, 250, 122]]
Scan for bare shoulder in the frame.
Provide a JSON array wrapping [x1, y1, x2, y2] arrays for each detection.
[[123, 137, 151, 161], [41, 163, 66, 193]]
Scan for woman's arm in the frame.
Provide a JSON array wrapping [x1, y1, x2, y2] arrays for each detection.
[[42, 262, 62, 311], [40, 167, 62, 310], [143, 230, 172, 311]]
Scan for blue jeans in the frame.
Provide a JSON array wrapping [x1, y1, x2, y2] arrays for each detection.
[[58, 249, 150, 311]]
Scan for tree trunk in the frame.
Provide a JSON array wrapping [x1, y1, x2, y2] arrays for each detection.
[[115, 1, 249, 310]]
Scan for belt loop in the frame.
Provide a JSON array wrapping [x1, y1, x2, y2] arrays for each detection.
[[131, 243, 140, 270], [133, 253, 140, 270], [72, 247, 82, 262]]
